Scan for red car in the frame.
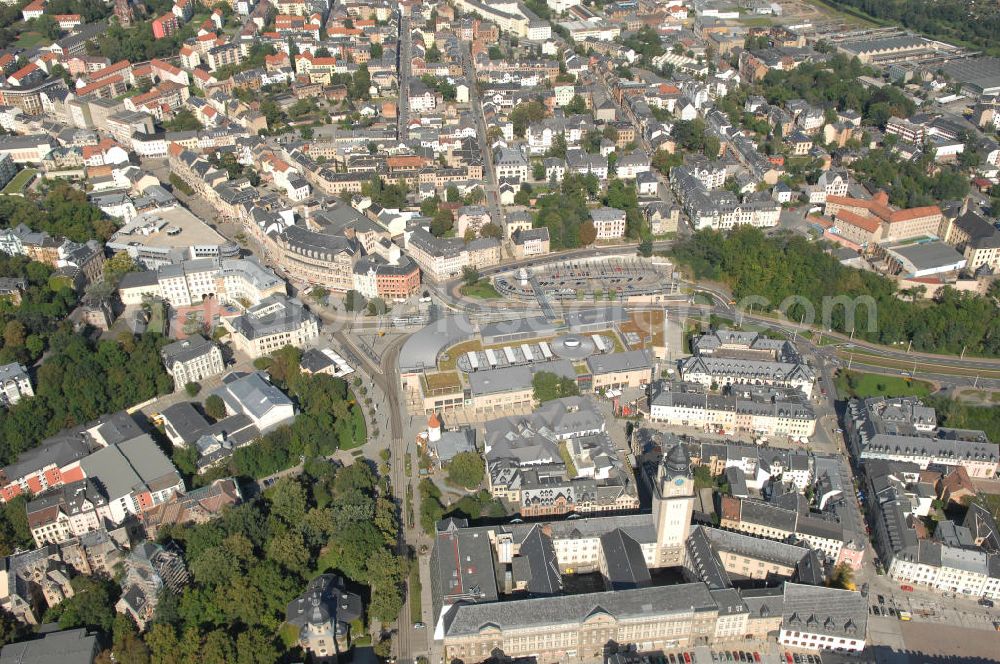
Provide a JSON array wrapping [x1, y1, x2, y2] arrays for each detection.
[[785, 654, 793, 664], [683, 654, 691, 664], [900, 585, 914, 592]]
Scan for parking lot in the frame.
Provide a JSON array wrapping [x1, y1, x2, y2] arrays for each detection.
[[866, 614, 1000, 662], [866, 578, 1000, 632], [493, 257, 677, 302]]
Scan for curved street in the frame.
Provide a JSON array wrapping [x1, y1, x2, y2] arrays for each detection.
[[320, 244, 999, 662]]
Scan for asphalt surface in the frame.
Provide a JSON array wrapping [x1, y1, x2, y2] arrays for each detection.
[[397, 14, 411, 142], [463, 41, 505, 230]]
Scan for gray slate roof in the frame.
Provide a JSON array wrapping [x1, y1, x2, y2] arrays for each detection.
[[442, 582, 717, 637], [0, 628, 97, 664]]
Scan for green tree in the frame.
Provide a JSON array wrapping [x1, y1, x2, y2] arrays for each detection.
[[546, 132, 568, 159], [47, 576, 119, 632], [184, 382, 201, 397], [430, 208, 453, 236], [479, 222, 503, 239], [269, 478, 307, 524], [366, 547, 405, 622], [344, 289, 367, 312], [670, 227, 1000, 357], [144, 624, 181, 664], [3, 320, 25, 348], [419, 196, 439, 217], [103, 251, 138, 286], [639, 236, 653, 257], [830, 563, 855, 590], [350, 64, 371, 100], [447, 451, 484, 488], [0, 607, 26, 648], [34, 15, 61, 39], [532, 161, 546, 181], [532, 371, 580, 403], [236, 628, 279, 664], [110, 613, 150, 664], [162, 108, 203, 132], [510, 101, 546, 137], [461, 266, 480, 287], [204, 394, 227, 421], [564, 94, 587, 115], [418, 479, 445, 534]]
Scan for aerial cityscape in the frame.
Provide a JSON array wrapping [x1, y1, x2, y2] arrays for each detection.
[[0, 0, 997, 662]]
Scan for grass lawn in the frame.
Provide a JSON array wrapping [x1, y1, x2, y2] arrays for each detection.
[[2, 168, 36, 195], [814, 334, 841, 347], [338, 390, 367, 450], [460, 280, 502, 299], [422, 371, 462, 393], [14, 31, 45, 48], [559, 441, 578, 478], [834, 370, 933, 400], [147, 301, 166, 335], [409, 561, 422, 623], [738, 16, 774, 26], [439, 339, 483, 370], [804, 0, 885, 26]]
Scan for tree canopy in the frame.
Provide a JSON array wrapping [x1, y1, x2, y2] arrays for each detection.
[[0, 182, 116, 243], [532, 371, 581, 403], [197, 346, 366, 483], [0, 254, 79, 366], [818, 0, 1000, 56], [510, 101, 546, 138], [671, 227, 1000, 357], [848, 148, 969, 208], [58, 460, 406, 662], [532, 174, 600, 250], [0, 330, 173, 467], [447, 451, 485, 489]]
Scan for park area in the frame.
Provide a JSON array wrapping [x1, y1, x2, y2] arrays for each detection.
[[834, 370, 934, 399], [460, 279, 501, 299]]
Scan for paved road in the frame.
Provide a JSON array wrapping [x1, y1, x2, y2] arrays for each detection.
[[463, 41, 504, 229], [866, 574, 1000, 634], [398, 14, 411, 142], [329, 325, 424, 661], [326, 274, 998, 664], [433, 252, 1000, 386]]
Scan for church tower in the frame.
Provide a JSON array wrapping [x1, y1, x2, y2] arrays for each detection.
[[651, 442, 695, 567]]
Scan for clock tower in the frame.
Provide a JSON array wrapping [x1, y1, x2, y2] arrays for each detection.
[[651, 442, 695, 567]]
